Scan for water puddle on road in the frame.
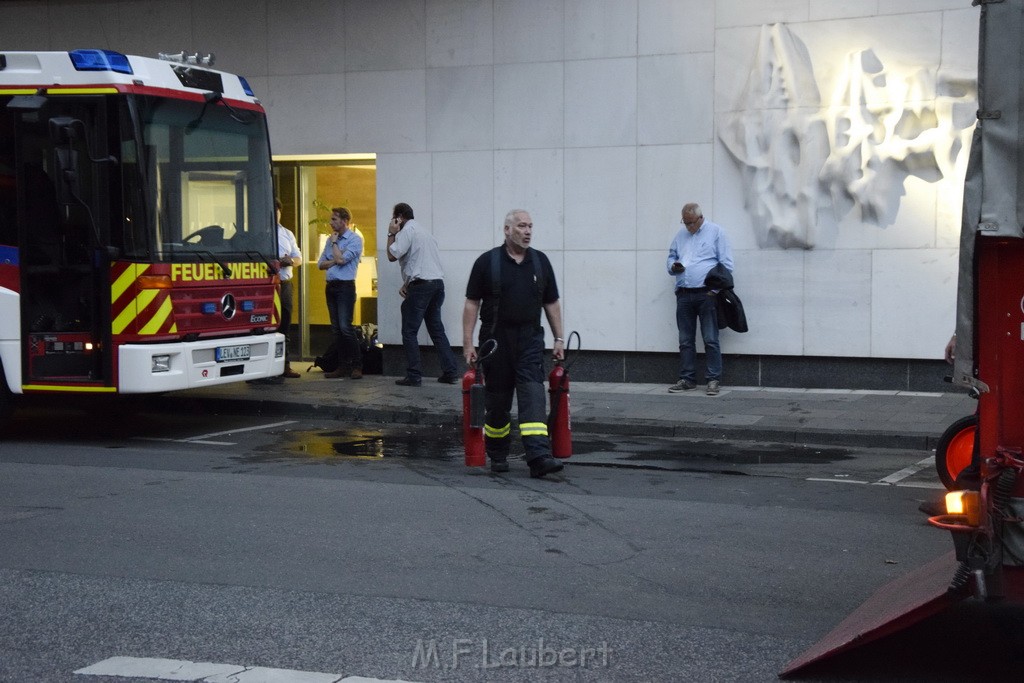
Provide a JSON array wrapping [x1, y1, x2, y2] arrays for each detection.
[[571, 436, 855, 465], [259, 426, 463, 462], [252, 427, 854, 467]]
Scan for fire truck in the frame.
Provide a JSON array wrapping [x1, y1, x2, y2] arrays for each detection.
[[0, 49, 285, 427], [783, 1, 1024, 676]]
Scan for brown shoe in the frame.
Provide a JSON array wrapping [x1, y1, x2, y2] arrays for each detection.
[[350, 367, 363, 380], [323, 368, 345, 379], [282, 363, 300, 379]]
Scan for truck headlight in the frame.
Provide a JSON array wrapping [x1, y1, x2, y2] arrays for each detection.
[[275, 341, 284, 358], [152, 354, 171, 373]]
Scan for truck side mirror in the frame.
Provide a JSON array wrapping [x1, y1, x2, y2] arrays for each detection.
[[48, 117, 83, 206]]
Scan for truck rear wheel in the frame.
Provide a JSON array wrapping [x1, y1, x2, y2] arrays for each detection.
[[935, 414, 978, 490]]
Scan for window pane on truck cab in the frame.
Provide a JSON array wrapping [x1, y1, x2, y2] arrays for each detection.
[[135, 95, 273, 262]]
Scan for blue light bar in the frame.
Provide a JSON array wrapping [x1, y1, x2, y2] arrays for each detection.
[[201, 303, 217, 314], [69, 49, 133, 75], [238, 76, 255, 97], [242, 300, 255, 312]]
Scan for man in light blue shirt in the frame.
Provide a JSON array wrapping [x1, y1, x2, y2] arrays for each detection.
[[317, 207, 363, 379], [666, 202, 734, 395]]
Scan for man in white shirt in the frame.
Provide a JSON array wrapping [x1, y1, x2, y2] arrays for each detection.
[[386, 202, 459, 386], [276, 199, 302, 378]]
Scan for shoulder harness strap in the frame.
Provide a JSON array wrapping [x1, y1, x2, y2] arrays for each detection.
[[489, 246, 502, 336], [530, 248, 544, 312]]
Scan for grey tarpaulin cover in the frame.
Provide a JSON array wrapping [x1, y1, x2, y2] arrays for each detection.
[[953, 0, 1024, 394]]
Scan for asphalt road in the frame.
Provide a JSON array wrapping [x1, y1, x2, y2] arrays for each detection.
[[0, 403, 1003, 682]]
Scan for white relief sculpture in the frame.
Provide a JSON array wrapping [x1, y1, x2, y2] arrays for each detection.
[[821, 49, 975, 227], [720, 24, 976, 249], [719, 24, 829, 249]]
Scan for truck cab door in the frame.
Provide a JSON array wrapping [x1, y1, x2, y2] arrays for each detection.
[[12, 96, 113, 384]]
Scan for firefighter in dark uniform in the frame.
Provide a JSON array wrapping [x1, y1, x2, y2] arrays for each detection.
[[463, 209, 566, 478]]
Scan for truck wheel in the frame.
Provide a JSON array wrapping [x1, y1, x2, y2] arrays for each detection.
[[935, 414, 978, 490]]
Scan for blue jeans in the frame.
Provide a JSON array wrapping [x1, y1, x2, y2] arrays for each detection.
[[401, 279, 458, 380], [325, 280, 361, 369], [675, 289, 721, 382]]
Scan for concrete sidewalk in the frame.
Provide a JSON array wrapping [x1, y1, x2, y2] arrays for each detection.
[[165, 362, 977, 451]]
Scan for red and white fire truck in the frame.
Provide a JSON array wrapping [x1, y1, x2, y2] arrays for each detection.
[[0, 49, 284, 426]]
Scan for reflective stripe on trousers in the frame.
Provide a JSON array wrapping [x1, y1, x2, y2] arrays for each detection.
[[481, 323, 552, 461]]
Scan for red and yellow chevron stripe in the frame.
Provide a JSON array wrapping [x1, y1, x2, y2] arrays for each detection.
[[110, 262, 177, 337]]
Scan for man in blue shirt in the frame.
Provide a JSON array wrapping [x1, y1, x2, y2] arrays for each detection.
[[318, 207, 363, 379], [666, 203, 734, 395]]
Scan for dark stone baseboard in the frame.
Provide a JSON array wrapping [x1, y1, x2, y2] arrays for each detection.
[[378, 347, 955, 392]]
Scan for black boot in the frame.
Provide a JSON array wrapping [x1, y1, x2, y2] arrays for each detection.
[[528, 456, 563, 479]]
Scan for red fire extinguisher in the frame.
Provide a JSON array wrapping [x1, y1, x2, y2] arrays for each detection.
[[463, 339, 497, 467], [548, 331, 579, 459]]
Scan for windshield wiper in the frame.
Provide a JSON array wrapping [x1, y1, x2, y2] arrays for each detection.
[[194, 250, 232, 279], [243, 250, 278, 276], [184, 91, 220, 134], [185, 91, 256, 133]]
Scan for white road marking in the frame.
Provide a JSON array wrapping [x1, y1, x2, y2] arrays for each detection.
[[876, 456, 934, 484], [889, 480, 946, 490], [136, 438, 237, 446], [808, 477, 944, 490], [133, 420, 298, 446], [808, 456, 945, 489], [806, 456, 945, 489], [183, 420, 298, 441], [75, 656, 417, 682]]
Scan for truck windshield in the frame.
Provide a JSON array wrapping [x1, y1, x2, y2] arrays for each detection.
[[126, 94, 274, 264]]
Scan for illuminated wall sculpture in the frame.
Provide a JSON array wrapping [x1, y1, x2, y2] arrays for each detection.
[[720, 24, 976, 249], [719, 24, 828, 249]]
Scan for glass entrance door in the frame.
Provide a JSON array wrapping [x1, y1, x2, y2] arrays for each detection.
[[272, 156, 377, 362]]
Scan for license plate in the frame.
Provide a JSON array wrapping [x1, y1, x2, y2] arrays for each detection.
[[215, 344, 250, 362]]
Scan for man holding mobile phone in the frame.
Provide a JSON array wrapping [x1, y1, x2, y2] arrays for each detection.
[[386, 202, 459, 387], [666, 202, 733, 396]]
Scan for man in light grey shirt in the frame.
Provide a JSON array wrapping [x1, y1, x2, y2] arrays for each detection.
[[386, 202, 459, 386]]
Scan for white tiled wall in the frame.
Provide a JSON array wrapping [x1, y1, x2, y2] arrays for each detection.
[[431, 151, 496, 253], [494, 0, 564, 63], [564, 59, 638, 148], [803, 251, 872, 357], [639, 0, 715, 55], [871, 249, 958, 359], [565, 0, 639, 60], [493, 149, 565, 250], [636, 145, 714, 252], [344, 1, 426, 72], [638, 53, 716, 146], [426, 0, 494, 68], [345, 69, 427, 152], [494, 63, 564, 149], [564, 148, 638, 251], [265, 74, 347, 154], [426, 65, 493, 151], [8, 0, 981, 362]]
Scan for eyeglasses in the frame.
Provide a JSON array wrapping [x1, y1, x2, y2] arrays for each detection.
[[683, 218, 700, 226]]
